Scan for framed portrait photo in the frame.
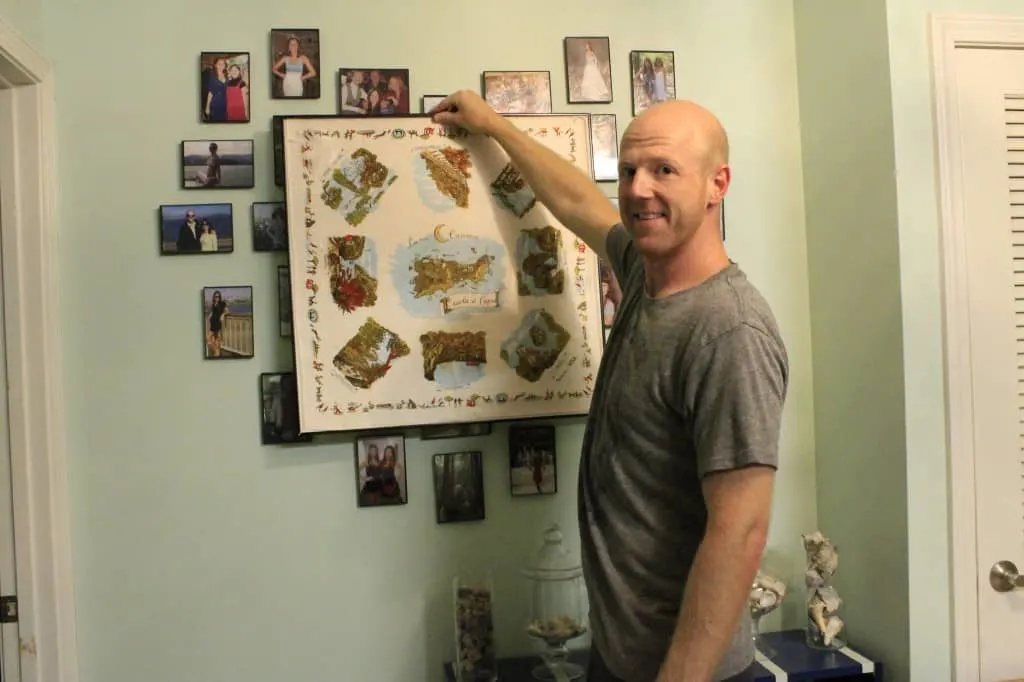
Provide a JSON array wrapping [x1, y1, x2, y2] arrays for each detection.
[[159, 202, 233, 255], [260, 372, 312, 444], [277, 265, 292, 337], [200, 51, 250, 123], [181, 139, 254, 189], [590, 113, 618, 182], [629, 50, 676, 115], [482, 70, 552, 113], [355, 434, 408, 507], [564, 36, 612, 104], [508, 424, 557, 496], [433, 451, 485, 524], [202, 285, 254, 359], [337, 68, 410, 115], [252, 201, 288, 251], [270, 28, 320, 99]]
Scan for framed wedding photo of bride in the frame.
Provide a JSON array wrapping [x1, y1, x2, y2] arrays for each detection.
[[564, 36, 612, 104]]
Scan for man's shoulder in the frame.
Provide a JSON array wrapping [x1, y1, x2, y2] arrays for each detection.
[[681, 265, 785, 355]]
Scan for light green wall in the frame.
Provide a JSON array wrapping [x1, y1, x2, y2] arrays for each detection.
[[793, 0, 909, 679], [43, 0, 816, 680], [0, 0, 43, 48]]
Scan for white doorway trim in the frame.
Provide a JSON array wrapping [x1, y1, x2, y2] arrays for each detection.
[[0, 19, 78, 682], [931, 12, 1024, 682]]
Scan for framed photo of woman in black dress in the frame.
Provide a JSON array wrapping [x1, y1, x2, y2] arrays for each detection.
[[202, 286, 254, 359]]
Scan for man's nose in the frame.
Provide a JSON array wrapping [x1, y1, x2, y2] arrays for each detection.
[[627, 170, 655, 198]]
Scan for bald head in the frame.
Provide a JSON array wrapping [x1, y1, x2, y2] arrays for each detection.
[[622, 100, 729, 171]]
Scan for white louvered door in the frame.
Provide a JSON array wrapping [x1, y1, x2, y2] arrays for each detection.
[[952, 46, 1024, 680]]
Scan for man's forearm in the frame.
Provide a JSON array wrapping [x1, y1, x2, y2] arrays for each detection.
[[488, 116, 618, 261], [656, 528, 765, 682]]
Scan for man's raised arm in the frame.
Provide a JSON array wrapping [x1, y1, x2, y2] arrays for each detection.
[[431, 90, 621, 263]]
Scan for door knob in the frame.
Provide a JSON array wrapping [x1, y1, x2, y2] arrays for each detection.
[[989, 560, 1024, 592]]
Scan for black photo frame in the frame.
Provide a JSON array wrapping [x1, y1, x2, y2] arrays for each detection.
[[269, 28, 321, 99], [590, 113, 618, 182], [337, 68, 411, 116], [259, 372, 312, 444], [433, 451, 485, 523], [202, 285, 254, 360], [564, 36, 613, 104], [181, 139, 255, 189], [355, 433, 408, 507], [158, 202, 233, 255], [200, 51, 251, 123], [508, 424, 557, 496], [629, 50, 676, 116]]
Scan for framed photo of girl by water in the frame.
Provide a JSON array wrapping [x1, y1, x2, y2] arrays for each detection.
[[280, 114, 604, 435], [355, 434, 408, 507], [202, 285, 254, 359], [564, 36, 612, 104], [181, 139, 254, 189], [159, 203, 233, 254], [270, 29, 320, 99], [200, 51, 250, 123]]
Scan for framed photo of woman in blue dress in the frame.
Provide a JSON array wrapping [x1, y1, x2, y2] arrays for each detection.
[[200, 51, 251, 123]]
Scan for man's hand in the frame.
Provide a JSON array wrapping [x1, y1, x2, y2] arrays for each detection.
[[429, 90, 505, 136]]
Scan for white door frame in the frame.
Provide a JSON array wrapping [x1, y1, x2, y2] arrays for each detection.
[[0, 19, 78, 682], [931, 12, 1024, 682]]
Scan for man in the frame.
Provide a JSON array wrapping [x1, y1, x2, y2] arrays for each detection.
[[431, 92, 787, 682], [176, 209, 202, 252]]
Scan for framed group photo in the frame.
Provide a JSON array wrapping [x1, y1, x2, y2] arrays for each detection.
[[337, 68, 410, 115], [202, 285, 254, 359], [159, 203, 233, 255], [564, 36, 612, 104], [200, 51, 250, 123], [181, 139, 254, 189], [482, 70, 552, 113], [270, 28, 320, 99], [629, 50, 676, 115], [355, 434, 408, 507], [259, 372, 312, 444]]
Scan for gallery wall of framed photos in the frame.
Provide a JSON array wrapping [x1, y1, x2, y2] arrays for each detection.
[[47, 2, 818, 680]]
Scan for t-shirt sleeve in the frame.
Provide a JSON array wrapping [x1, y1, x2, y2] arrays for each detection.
[[686, 323, 788, 478], [605, 224, 641, 285]]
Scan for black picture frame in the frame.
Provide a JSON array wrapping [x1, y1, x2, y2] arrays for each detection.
[[259, 372, 313, 444], [269, 28, 321, 100], [590, 113, 618, 182], [200, 51, 251, 123], [628, 50, 676, 116], [202, 285, 254, 360], [421, 422, 492, 440], [277, 265, 292, 338], [337, 68, 411, 116], [158, 202, 234, 255], [508, 424, 557, 496], [355, 433, 408, 507], [433, 451, 485, 523], [252, 201, 288, 252], [564, 36, 613, 104], [181, 139, 255, 190], [421, 94, 447, 113], [481, 70, 552, 113]]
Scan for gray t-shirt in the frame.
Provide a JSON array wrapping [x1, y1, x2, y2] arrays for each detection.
[[578, 224, 788, 681]]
